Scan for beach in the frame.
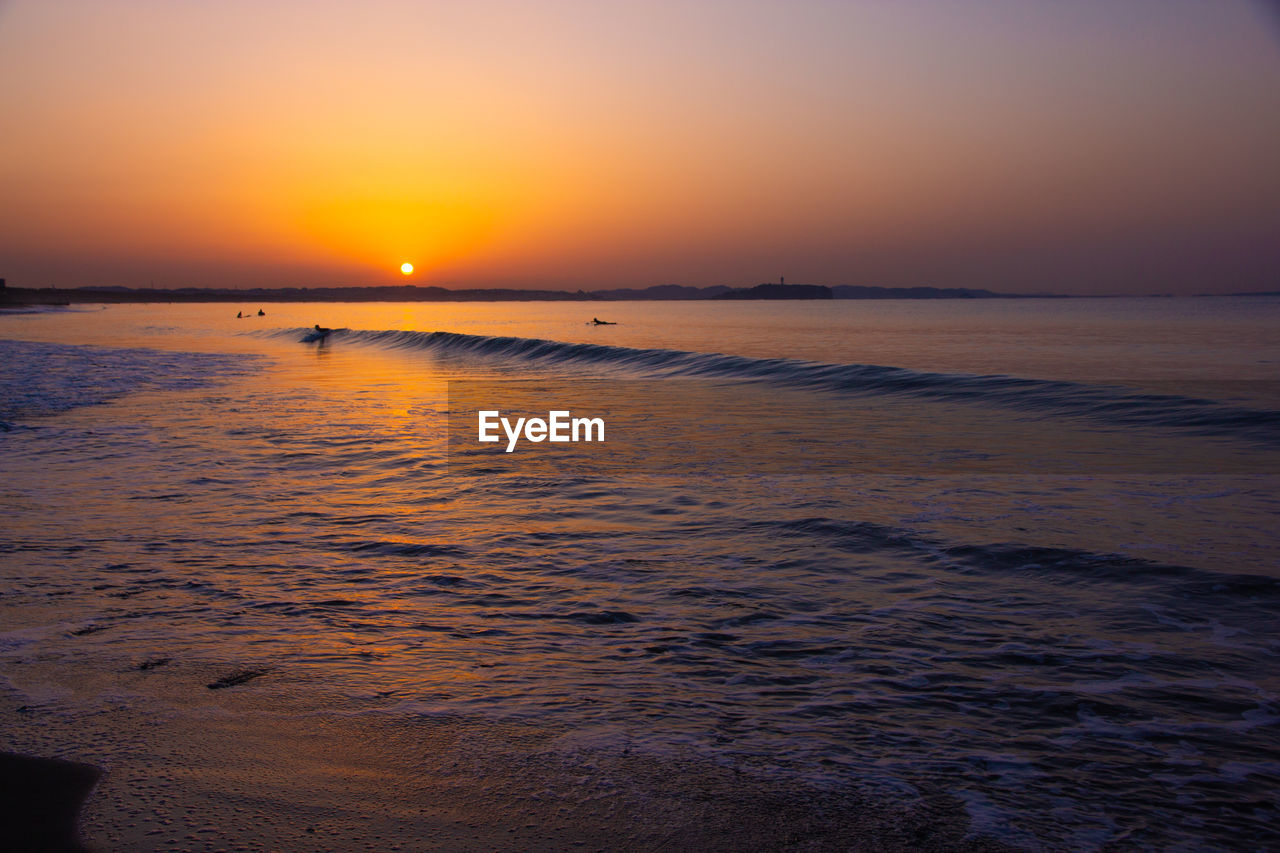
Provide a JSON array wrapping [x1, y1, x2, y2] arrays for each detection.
[[2, 666, 1011, 852], [2, 299, 1278, 850], [4, 0, 1278, 846]]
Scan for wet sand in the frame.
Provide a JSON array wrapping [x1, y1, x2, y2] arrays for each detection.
[[1, 658, 1015, 852]]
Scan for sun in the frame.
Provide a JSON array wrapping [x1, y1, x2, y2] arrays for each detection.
[[400, 262, 414, 275]]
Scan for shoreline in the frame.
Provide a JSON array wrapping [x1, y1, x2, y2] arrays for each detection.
[[4, 288, 1271, 308], [0, 671, 1018, 853], [0, 285, 1077, 306]]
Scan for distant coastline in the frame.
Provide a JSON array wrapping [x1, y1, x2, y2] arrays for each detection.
[[0, 281, 1075, 305]]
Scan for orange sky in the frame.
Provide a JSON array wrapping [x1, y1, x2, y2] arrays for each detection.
[[1, 0, 1278, 294]]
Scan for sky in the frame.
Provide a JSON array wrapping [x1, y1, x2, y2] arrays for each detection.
[[1, 0, 1277, 294]]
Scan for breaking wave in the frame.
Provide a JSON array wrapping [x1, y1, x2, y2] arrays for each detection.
[[0, 339, 259, 425], [281, 328, 1280, 445]]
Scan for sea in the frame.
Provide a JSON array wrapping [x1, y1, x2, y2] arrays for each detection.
[[1, 297, 1278, 851]]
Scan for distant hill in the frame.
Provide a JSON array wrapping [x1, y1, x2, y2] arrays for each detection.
[[590, 284, 732, 300], [718, 283, 833, 300], [835, 285, 1007, 299]]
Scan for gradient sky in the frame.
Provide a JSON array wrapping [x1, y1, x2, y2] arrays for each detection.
[[1, 0, 1277, 294]]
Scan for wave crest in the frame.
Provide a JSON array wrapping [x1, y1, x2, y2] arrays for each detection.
[[277, 327, 1280, 445]]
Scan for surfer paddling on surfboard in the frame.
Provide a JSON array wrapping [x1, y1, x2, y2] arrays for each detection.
[[303, 324, 332, 343], [591, 318, 617, 325]]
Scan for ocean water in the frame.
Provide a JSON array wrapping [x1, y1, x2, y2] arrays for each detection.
[[2, 298, 1278, 850]]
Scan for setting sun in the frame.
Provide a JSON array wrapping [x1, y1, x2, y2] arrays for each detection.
[[400, 262, 413, 275]]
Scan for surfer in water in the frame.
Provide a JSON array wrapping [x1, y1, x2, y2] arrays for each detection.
[[591, 317, 616, 325], [258, 309, 265, 316], [303, 324, 333, 344]]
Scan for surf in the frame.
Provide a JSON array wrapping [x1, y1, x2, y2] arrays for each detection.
[[273, 327, 1280, 446]]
